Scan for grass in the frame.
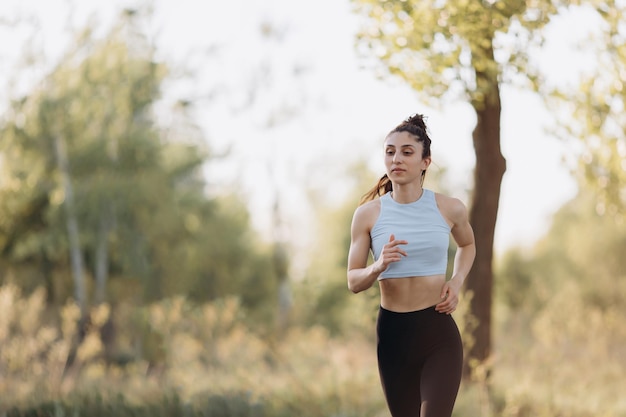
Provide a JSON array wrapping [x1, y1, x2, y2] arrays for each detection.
[[0, 283, 624, 417]]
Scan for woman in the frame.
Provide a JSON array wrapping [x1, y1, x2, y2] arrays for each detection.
[[347, 113, 476, 417]]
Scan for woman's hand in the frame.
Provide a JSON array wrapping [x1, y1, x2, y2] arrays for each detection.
[[373, 234, 407, 274], [436, 277, 462, 315]]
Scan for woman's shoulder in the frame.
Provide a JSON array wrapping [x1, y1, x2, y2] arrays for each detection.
[[355, 197, 381, 215], [433, 192, 469, 222], [352, 197, 382, 227]]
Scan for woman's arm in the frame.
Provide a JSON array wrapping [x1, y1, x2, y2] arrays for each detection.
[[436, 196, 476, 313], [347, 203, 380, 293], [347, 202, 407, 293]]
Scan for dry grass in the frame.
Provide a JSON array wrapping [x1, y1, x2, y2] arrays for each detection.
[[0, 283, 624, 417]]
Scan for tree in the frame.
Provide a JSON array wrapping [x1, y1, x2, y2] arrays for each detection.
[[0, 10, 280, 313], [498, 182, 626, 313], [351, 0, 576, 376], [0, 10, 171, 309], [297, 161, 380, 335], [547, 1, 626, 216], [53, 133, 87, 313]]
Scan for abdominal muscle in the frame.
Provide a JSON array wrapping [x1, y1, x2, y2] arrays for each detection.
[[379, 274, 447, 312]]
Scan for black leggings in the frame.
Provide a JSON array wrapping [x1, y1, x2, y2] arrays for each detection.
[[377, 305, 463, 417]]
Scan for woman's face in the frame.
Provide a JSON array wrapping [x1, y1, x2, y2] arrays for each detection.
[[384, 131, 430, 184]]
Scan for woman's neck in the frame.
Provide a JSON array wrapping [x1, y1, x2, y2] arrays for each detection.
[[390, 184, 424, 204]]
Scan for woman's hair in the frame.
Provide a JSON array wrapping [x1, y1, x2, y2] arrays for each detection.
[[359, 113, 432, 205]]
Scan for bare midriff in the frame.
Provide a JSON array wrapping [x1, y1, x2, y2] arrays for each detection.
[[379, 275, 447, 312]]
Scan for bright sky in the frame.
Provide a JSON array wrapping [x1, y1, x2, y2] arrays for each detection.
[[2, 0, 593, 260]]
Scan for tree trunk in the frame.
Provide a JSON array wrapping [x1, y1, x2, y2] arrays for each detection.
[[95, 210, 111, 305], [463, 74, 506, 379], [53, 135, 87, 315]]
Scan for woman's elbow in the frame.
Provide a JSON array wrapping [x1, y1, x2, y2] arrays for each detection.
[[347, 280, 359, 294], [348, 284, 363, 294], [347, 274, 365, 294]]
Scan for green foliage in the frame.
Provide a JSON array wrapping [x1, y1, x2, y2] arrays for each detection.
[[351, 0, 560, 107], [497, 189, 626, 314], [492, 187, 626, 416], [0, 10, 279, 318], [495, 248, 537, 311], [0, 11, 171, 303], [548, 2, 626, 215], [293, 162, 380, 336]]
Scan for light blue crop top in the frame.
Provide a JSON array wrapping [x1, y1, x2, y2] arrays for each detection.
[[371, 190, 450, 279]]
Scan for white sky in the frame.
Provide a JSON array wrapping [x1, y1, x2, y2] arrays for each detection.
[[1, 0, 594, 260]]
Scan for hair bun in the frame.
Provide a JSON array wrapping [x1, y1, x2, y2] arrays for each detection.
[[404, 113, 427, 131]]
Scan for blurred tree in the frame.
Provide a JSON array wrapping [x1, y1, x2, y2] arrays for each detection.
[[351, 0, 590, 376], [497, 185, 626, 313], [537, 190, 626, 308], [53, 133, 87, 313], [548, 1, 626, 217], [0, 10, 279, 323], [222, 18, 315, 333], [297, 161, 380, 336], [494, 248, 535, 312], [0, 10, 171, 309]]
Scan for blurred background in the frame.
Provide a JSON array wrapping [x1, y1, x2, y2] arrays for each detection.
[[0, 0, 625, 416]]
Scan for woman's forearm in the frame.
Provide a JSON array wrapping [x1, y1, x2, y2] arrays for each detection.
[[450, 243, 476, 285], [347, 263, 382, 293]]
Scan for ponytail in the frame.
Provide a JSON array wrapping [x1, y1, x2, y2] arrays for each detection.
[[359, 174, 393, 205]]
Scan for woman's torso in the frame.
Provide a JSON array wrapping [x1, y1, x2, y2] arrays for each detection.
[[367, 191, 452, 312], [379, 275, 446, 312]]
